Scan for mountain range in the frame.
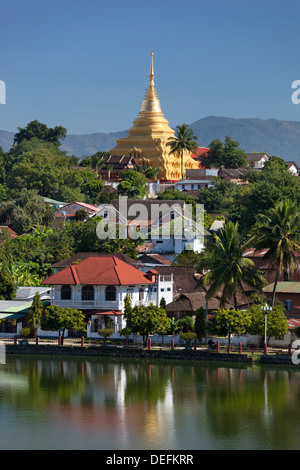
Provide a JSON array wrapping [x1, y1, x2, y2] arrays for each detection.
[[1, 116, 300, 164]]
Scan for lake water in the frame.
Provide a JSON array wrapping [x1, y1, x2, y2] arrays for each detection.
[[0, 355, 300, 450]]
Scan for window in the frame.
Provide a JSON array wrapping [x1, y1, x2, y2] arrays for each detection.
[[139, 288, 145, 301], [126, 288, 134, 299], [285, 299, 291, 312], [61, 285, 72, 300], [106, 286, 116, 301], [103, 211, 108, 219], [82, 285, 94, 301]]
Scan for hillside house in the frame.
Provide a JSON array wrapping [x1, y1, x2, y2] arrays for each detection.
[[218, 168, 248, 184], [286, 161, 300, 174], [245, 153, 269, 169], [55, 202, 99, 222], [94, 198, 205, 259], [174, 169, 217, 191]]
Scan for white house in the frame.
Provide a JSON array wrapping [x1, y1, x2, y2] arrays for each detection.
[[41, 254, 173, 339], [286, 161, 300, 174], [174, 168, 217, 191], [246, 153, 269, 169], [93, 198, 205, 260]]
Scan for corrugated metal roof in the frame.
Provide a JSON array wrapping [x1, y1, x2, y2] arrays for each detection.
[[0, 313, 27, 320], [0, 301, 33, 313], [263, 282, 300, 293]]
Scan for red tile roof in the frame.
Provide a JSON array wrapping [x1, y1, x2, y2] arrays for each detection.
[[288, 318, 300, 329], [191, 147, 210, 169], [41, 256, 153, 286], [0, 226, 17, 238], [86, 310, 123, 316]]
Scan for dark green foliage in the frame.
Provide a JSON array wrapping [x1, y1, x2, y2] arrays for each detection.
[[28, 292, 43, 333], [118, 170, 148, 199], [0, 266, 17, 300], [200, 136, 247, 169], [41, 305, 86, 344], [194, 307, 206, 343], [0, 189, 55, 234], [177, 316, 194, 333], [166, 123, 198, 180], [13, 120, 67, 147]]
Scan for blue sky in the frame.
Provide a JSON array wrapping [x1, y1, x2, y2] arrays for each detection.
[[1, 0, 300, 135]]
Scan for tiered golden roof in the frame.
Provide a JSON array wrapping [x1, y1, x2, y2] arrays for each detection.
[[109, 52, 198, 180]]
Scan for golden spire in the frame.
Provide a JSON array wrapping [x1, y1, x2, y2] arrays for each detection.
[[150, 51, 154, 81], [140, 52, 163, 114]]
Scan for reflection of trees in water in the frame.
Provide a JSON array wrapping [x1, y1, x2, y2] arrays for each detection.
[[194, 366, 300, 449], [1, 357, 87, 408], [123, 362, 170, 406], [2, 357, 300, 449]]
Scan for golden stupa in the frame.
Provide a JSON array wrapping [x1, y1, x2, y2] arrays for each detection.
[[109, 53, 199, 180]]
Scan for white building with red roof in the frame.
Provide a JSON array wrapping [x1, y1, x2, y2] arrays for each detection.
[[41, 254, 173, 338]]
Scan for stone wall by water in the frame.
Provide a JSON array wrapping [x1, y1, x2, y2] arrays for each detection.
[[6, 344, 253, 363]]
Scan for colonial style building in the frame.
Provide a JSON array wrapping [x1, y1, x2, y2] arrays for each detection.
[[41, 254, 173, 338]]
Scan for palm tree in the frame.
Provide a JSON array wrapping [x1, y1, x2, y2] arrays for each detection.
[[249, 200, 300, 306], [198, 221, 266, 310], [166, 123, 198, 180], [107, 163, 114, 180]]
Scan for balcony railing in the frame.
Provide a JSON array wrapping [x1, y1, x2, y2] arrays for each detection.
[[52, 300, 122, 310]]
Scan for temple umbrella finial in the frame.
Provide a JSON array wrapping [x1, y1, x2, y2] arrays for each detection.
[[150, 51, 154, 78]]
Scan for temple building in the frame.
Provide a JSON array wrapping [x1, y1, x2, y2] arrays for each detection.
[[109, 53, 199, 180]]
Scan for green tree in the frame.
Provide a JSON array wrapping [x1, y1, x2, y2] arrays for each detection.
[[41, 306, 86, 345], [247, 303, 288, 345], [177, 316, 194, 333], [124, 293, 133, 323], [0, 266, 17, 300], [208, 308, 252, 352], [166, 123, 198, 180], [98, 328, 114, 341], [144, 167, 159, 180], [229, 157, 300, 232], [200, 136, 248, 169], [194, 307, 206, 345], [249, 200, 300, 306], [118, 170, 148, 199], [128, 304, 169, 347], [197, 178, 242, 214], [13, 120, 67, 147], [28, 292, 43, 336], [81, 178, 104, 202], [0, 189, 55, 234], [168, 317, 179, 335], [65, 216, 141, 259], [74, 209, 88, 221], [199, 221, 266, 309]]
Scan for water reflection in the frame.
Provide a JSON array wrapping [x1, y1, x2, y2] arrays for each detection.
[[0, 356, 300, 449]]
